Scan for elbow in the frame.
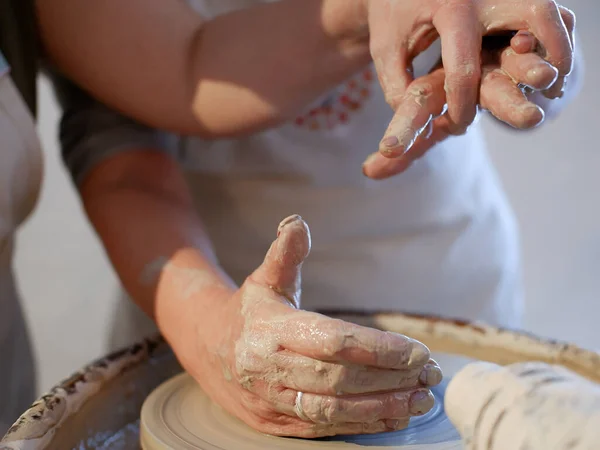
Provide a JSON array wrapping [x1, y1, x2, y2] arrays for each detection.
[[184, 26, 294, 140], [189, 87, 290, 139]]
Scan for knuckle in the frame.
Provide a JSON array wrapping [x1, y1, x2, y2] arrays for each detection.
[[323, 398, 349, 423], [483, 68, 506, 83], [319, 320, 350, 357], [329, 365, 349, 394], [448, 64, 480, 86], [385, 84, 410, 109], [302, 395, 329, 423], [531, 0, 556, 14]]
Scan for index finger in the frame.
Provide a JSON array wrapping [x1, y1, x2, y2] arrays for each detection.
[[433, 2, 482, 134], [542, 5, 576, 99], [433, 1, 483, 134], [280, 314, 431, 370], [526, 1, 573, 78]]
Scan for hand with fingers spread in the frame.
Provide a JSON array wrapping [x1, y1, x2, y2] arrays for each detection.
[[182, 215, 442, 438], [365, 0, 574, 144], [363, 21, 574, 180], [364, 0, 576, 154]]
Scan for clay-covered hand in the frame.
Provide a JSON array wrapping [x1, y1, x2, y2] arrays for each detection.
[[364, 0, 574, 143], [362, 18, 573, 180], [182, 215, 443, 438], [445, 361, 600, 450]]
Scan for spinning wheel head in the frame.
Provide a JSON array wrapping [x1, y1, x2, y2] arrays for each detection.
[[140, 371, 462, 450]]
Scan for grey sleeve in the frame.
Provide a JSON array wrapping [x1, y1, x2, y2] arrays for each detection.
[[48, 70, 179, 187]]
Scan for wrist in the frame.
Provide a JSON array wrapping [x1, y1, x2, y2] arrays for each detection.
[[148, 250, 236, 339]]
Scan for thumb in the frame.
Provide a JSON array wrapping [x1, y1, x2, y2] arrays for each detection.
[[250, 215, 311, 307]]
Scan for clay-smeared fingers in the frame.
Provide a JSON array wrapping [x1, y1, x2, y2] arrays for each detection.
[[367, 2, 415, 111], [480, 67, 544, 129], [242, 403, 396, 438], [263, 352, 442, 396], [362, 151, 412, 180], [499, 48, 558, 91], [249, 383, 435, 426], [378, 67, 447, 158], [293, 389, 434, 424], [280, 313, 431, 370], [364, 115, 451, 180], [543, 5, 576, 99], [523, 1, 573, 80], [432, 2, 482, 134], [239, 386, 416, 437]]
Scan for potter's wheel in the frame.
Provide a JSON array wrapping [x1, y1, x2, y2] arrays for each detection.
[[5, 311, 600, 449], [140, 368, 462, 450]]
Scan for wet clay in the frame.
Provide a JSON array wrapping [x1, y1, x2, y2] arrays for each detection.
[[2, 312, 599, 449]]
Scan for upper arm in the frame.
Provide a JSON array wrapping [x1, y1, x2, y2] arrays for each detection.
[[49, 70, 179, 189], [36, 0, 206, 134]]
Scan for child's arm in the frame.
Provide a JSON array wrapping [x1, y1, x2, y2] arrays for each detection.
[[37, 0, 371, 138]]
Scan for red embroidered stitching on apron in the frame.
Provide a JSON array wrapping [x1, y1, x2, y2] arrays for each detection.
[[294, 68, 375, 130]]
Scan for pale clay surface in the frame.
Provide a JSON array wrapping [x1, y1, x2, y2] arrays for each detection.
[[139, 372, 462, 450], [2, 310, 600, 449]]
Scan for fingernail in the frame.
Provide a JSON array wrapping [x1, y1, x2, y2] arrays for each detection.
[[408, 340, 430, 367], [277, 214, 302, 236], [419, 363, 444, 386], [381, 135, 400, 148], [379, 136, 400, 155], [527, 65, 558, 90], [526, 67, 540, 81], [409, 390, 435, 415], [385, 419, 409, 431]]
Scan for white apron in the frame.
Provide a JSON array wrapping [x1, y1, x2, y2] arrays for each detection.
[[114, 0, 523, 350], [175, 0, 523, 327], [0, 52, 43, 434]]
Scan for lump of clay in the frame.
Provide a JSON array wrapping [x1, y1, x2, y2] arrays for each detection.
[[445, 361, 600, 450]]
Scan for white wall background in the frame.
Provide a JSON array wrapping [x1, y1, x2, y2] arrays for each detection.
[[14, 0, 600, 395]]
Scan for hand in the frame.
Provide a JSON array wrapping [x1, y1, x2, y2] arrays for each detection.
[[361, 0, 575, 146], [362, 30, 563, 180], [179, 215, 443, 438]]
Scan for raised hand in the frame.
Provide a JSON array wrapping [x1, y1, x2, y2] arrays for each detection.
[[363, 24, 571, 180]]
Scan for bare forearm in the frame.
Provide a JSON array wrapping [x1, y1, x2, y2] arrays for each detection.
[[189, 0, 370, 136], [80, 150, 235, 342], [37, 0, 370, 137]]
